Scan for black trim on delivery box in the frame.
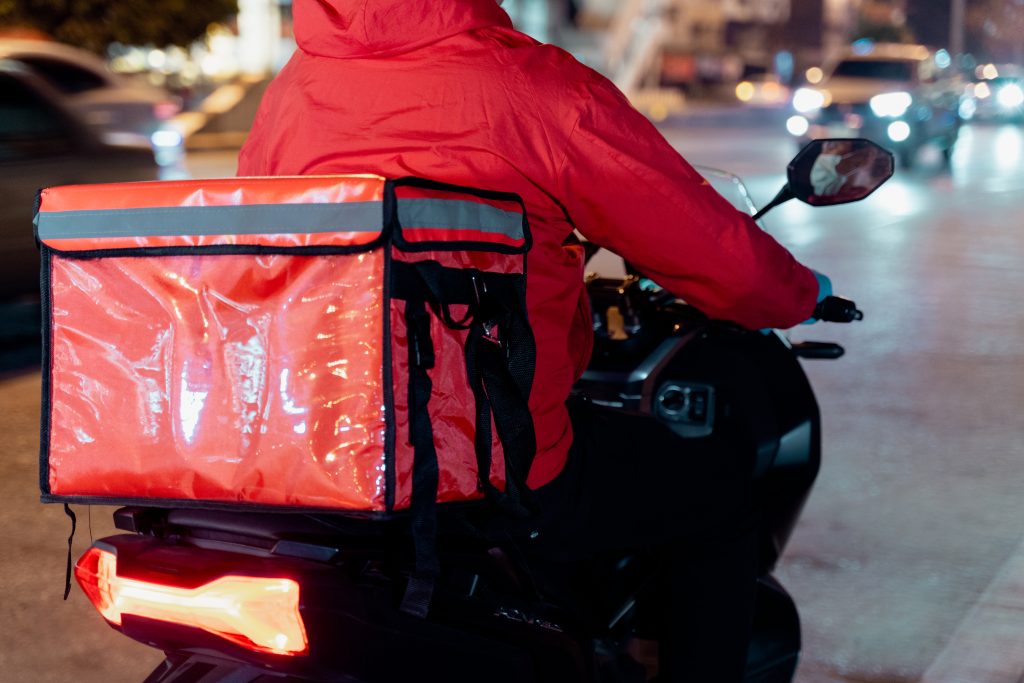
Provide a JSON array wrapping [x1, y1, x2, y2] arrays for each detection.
[[39, 493, 401, 519], [39, 239, 387, 260], [32, 188, 43, 247], [391, 177, 531, 255], [39, 493, 493, 519], [383, 180, 398, 513], [393, 176, 530, 211], [393, 237, 530, 256], [39, 246, 52, 496]]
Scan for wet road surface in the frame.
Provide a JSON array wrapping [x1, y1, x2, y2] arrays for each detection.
[[3, 116, 1024, 682], [668, 119, 1024, 683]]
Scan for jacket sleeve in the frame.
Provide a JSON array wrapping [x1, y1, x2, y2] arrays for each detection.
[[556, 73, 820, 330]]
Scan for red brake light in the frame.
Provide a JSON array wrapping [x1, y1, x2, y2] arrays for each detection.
[[74, 547, 309, 656], [153, 101, 181, 120]]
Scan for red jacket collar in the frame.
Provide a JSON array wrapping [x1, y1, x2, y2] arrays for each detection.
[[294, 0, 514, 58]]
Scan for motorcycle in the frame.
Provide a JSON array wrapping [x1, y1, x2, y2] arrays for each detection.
[[67, 139, 893, 683]]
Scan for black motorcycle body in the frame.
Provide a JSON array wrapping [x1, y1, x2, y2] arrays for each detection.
[[90, 286, 822, 683]]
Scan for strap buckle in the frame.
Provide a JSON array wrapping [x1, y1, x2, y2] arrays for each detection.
[[470, 273, 502, 345], [482, 321, 502, 345]]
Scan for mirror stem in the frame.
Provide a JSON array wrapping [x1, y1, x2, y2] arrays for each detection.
[[752, 185, 795, 222]]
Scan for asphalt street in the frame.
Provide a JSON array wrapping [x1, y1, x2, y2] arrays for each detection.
[[3, 114, 1024, 682]]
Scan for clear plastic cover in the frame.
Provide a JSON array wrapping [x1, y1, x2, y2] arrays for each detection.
[[48, 252, 388, 510]]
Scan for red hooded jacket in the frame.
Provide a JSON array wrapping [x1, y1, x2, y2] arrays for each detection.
[[238, 0, 819, 488]]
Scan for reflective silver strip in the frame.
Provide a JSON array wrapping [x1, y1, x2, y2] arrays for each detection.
[[37, 201, 384, 241], [397, 198, 524, 240]]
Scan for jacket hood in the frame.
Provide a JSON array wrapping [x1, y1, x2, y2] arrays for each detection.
[[294, 0, 514, 58]]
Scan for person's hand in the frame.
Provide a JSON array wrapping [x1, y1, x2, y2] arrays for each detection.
[[802, 270, 833, 324], [813, 270, 833, 302]]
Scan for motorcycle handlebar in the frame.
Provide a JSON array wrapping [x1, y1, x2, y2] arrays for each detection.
[[813, 296, 863, 323]]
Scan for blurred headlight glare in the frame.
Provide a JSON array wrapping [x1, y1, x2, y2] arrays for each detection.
[[887, 121, 911, 142], [786, 115, 810, 136], [870, 92, 913, 117], [762, 82, 784, 103], [793, 88, 826, 113], [997, 83, 1024, 109], [151, 130, 184, 148], [959, 98, 977, 120]]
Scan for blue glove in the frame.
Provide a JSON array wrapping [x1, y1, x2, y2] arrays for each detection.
[[803, 270, 833, 324]]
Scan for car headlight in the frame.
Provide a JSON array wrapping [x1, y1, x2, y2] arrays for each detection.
[[997, 83, 1024, 109], [786, 115, 810, 136], [870, 92, 913, 118], [887, 121, 912, 142], [151, 129, 184, 148], [793, 88, 827, 113]]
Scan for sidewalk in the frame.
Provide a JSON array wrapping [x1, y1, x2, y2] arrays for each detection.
[[665, 100, 790, 128]]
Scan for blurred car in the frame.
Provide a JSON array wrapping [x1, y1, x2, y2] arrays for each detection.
[[0, 59, 158, 298], [963, 65, 1024, 122], [0, 39, 184, 165], [734, 73, 791, 108], [785, 43, 962, 168]]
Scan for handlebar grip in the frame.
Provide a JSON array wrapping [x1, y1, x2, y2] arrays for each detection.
[[813, 296, 863, 323]]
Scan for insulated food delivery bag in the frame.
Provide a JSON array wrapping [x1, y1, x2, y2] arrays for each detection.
[[36, 175, 535, 515]]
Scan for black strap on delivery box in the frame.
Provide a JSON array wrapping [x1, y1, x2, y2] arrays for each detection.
[[392, 259, 537, 617]]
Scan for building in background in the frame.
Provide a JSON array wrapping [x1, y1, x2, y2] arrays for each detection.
[[567, 0, 865, 95], [821, 0, 860, 60], [222, 0, 295, 76], [237, 0, 282, 75]]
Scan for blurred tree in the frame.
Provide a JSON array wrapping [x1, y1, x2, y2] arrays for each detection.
[[854, 18, 916, 43], [0, 0, 238, 54], [855, 0, 917, 43]]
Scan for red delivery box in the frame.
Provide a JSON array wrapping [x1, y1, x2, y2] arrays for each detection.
[[36, 175, 535, 515]]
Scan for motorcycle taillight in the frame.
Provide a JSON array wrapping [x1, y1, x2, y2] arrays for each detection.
[[74, 546, 309, 656]]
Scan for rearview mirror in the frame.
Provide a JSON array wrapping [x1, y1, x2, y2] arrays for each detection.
[[753, 138, 894, 220], [788, 139, 894, 207]]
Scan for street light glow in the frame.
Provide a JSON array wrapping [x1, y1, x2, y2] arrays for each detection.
[[736, 81, 755, 102], [997, 84, 1024, 110]]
